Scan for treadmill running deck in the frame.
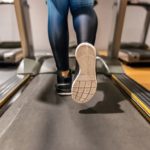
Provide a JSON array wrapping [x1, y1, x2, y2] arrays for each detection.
[[0, 74, 149, 150]]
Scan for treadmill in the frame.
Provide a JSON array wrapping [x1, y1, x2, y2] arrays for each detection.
[[119, 0, 150, 63], [0, 0, 149, 149], [0, 0, 23, 63]]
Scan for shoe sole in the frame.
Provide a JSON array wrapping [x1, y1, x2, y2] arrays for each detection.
[[57, 93, 72, 96], [71, 43, 97, 103]]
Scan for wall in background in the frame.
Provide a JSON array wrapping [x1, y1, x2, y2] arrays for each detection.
[[0, 5, 19, 41], [0, 0, 149, 51]]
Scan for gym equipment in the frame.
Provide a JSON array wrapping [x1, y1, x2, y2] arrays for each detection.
[[119, 0, 150, 63], [101, 0, 150, 120], [0, 72, 150, 150], [0, 0, 149, 122], [0, 0, 37, 108], [0, 1, 149, 149], [0, 0, 23, 63]]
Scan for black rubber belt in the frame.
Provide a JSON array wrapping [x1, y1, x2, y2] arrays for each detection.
[[112, 73, 150, 122], [114, 74, 150, 107]]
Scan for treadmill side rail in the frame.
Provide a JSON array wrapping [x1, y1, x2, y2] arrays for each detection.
[[112, 74, 150, 122], [0, 75, 30, 108], [17, 58, 41, 75], [96, 56, 124, 75]]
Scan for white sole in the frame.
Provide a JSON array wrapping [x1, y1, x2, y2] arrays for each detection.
[[57, 93, 72, 96], [71, 43, 97, 103]]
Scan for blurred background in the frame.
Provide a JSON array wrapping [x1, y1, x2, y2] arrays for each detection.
[[0, 0, 149, 51]]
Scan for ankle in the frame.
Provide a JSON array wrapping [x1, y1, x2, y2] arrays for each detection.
[[58, 69, 71, 78]]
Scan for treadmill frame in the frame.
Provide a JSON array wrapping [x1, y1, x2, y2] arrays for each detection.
[[108, 0, 150, 121], [0, 0, 149, 123], [0, 1, 25, 63], [116, 1, 150, 63]]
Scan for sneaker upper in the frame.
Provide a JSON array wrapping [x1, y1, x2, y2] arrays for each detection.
[[56, 70, 72, 95]]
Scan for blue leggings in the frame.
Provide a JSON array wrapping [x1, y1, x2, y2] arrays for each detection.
[[47, 0, 98, 71]]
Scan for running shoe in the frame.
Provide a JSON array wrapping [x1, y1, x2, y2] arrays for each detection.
[[56, 70, 72, 96], [71, 43, 97, 103]]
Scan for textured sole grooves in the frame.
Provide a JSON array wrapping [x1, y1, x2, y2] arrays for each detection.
[[72, 80, 97, 103], [72, 43, 97, 103]]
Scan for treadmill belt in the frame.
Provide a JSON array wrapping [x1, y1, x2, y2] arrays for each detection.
[[0, 74, 149, 150], [0, 42, 21, 49], [121, 49, 150, 59]]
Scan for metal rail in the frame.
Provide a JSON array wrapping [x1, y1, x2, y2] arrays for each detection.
[[0, 74, 31, 107], [112, 74, 150, 122]]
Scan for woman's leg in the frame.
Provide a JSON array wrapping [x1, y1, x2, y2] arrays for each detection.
[[70, 0, 98, 44], [70, 0, 98, 103], [47, 0, 69, 71]]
